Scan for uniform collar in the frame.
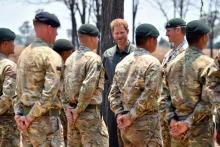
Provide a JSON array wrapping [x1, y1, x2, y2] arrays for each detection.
[[188, 46, 203, 53], [0, 52, 7, 58], [32, 38, 51, 47], [136, 47, 150, 54], [78, 45, 91, 51]]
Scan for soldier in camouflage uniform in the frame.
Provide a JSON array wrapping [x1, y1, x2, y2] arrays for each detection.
[[14, 12, 64, 147], [53, 39, 74, 146], [206, 49, 220, 146], [63, 24, 109, 147], [108, 23, 162, 147], [158, 18, 188, 147], [163, 20, 214, 147], [0, 28, 19, 147]]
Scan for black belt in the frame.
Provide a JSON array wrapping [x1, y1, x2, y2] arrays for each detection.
[[23, 106, 60, 116]]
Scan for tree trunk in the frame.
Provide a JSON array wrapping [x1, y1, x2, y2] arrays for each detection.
[[111, 0, 124, 19], [70, 3, 79, 48]]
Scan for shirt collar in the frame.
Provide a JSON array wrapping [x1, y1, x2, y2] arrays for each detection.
[[116, 41, 130, 54]]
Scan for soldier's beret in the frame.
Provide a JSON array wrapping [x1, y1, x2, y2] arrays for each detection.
[[78, 24, 99, 37], [186, 20, 210, 36], [165, 18, 186, 28], [53, 39, 74, 52], [0, 28, 16, 41], [135, 23, 159, 38], [34, 11, 60, 28]]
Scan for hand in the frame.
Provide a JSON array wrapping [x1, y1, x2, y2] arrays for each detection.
[[65, 108, 78, 125], [170, 119, 177, 128], [170, 121, 188, 137], [117, 114, 132, 129], [65, 107, 74, 123], [14, 115, 25, 130], [71, 109, 79, 124], [15, 115, 33, 131], [116, 114, 122, 125]]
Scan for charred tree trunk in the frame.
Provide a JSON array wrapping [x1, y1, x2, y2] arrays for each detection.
[[70, 3, 79, 48]]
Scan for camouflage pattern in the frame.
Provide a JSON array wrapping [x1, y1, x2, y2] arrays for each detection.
[[0, 53, 19, 147], [158, 40, 188, 147], [15, 38, 64, 146], [206, 50, 220, 145], [64, 45, 109, 146], [108, 48, 162, 146], [56, 78, 68, 145], [60, 108, 67, 145], [20, 116, 64, 147], [163, 46, 214, 146]]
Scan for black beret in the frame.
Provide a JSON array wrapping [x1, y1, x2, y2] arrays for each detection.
[[34, 11, 60, 28], [78, 24, 99, 37], [53, 39, 74, 53], [186, 20, 210, 36], [165, 18, 186, 28], [0, 28, 16, 41], [135, 23, 159, 38]]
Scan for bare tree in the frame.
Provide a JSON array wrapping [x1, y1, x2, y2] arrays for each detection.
[[200, 0, 220, 57], [132, 0, 140, 43], [148, 0, 195, 19], [26, 0, 101, 48]]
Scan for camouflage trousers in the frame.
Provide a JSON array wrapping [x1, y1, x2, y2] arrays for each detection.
[[159, 111, 171, 147], [171, 118, 214, 147], [20, 116, 64, 147], [0, 116, 19, 147], [120, 113, 162, 147], [67, 107, 109, 147]]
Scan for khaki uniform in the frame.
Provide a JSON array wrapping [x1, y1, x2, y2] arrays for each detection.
[[109, 48, 162, 147], [158, 41, 188, 147], [56, 78, 68, 145], [206, 50, 220, 145], [15, 38, 64, 147], [0, 53, 19, 147], [164, 47, 214, 147], [63, 45, 109, 147]]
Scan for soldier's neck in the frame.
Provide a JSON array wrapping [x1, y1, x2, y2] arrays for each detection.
[[173, 38, 184, 49]]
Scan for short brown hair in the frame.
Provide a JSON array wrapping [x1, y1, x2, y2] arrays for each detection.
[[110, 18, 128, 32]]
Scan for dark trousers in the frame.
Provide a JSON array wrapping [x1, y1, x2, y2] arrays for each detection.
[[101, 83, 122, 147]]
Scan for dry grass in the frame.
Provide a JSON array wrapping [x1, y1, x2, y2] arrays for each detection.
[[152, 47, 219, 63], [9, 45, 219, 64]]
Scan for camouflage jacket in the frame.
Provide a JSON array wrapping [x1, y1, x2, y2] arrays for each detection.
[[206, 51, 220, 122], [164, 46, 214, 126], [15, 38, 63, 119], [63, 45, 104, 113], [159, 40, 188, 114], [108, 47, 162, 122], [0, 53, 16, 115]]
